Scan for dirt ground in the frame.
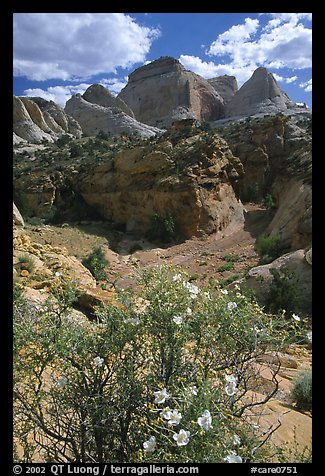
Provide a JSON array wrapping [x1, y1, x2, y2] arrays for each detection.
[[24, 203, 273, 290]]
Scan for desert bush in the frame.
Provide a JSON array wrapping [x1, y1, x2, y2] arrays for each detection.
[[218, 262, 234, 272], [290, 370, 312, 410], [17, 254, 35, 274], [13, 265, 303, 463], [262, 194, 276, 210], [256, 234, 286, 264], [82, 247, 109, 282], [266, 268, 303, 314], [148, 212, 177, 242]]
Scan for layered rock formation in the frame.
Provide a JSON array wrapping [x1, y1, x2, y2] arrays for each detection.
[[215, 113, 312, 250], [118, 56, 225, 127], [13, 96, 82, 143], [208, 75, 238, 104], [65, 93, 161, 138], [82, 84, 134, 118], [226, 67, 294, 118], [13, 124, 245, 239]]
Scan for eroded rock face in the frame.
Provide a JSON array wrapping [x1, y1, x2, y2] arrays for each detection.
[[13, 96, 54, 143], [215, 113, 312, 250], [226, 67, 294, 118], [13, 125, 245, 239], [65, 94, 162, 138], [82, 84, 134, 118], [208, 75, 238, 104], [118, 56, 225, 127], [13, 96, 83, 143]]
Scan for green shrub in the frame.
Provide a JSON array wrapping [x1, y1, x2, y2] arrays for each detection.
[[82, 247, 109, 281], [266, 268, 303, 314], [262, 194, 276, 209], [256, 234, 285, 264], [218, 262, 234, 272], [13, 264, 303, 463], [243, 182, 260, 202], [222, 254, 241, 263], [148, 212, 177, 242], [17, 254, 35, 274], [290, 370, 312, 409]]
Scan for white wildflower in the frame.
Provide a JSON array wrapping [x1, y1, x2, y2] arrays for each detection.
[[173, 429, 190, 446], [167, 409, 182, 426], [172, 274, 182, 282], [143, 436, 156, 453], [292, 313, 301, 322], [187, 385, 198, 396], [55, 271, 62, 277], [93, 356, 104, 367], [186, 307, 192, 316], [224, 451, 243, 463], [221, 289, 229, 295], [227, 302, 237, 311], [124, 317, 141, 325], [154, 388, 170, 404], [160, 407, 172, 420], [173, 315, 183, 325], [197, 410, 213, 430], [231, 434, 241, 446]]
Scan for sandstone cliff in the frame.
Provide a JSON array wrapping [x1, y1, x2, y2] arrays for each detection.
[[208, 75, 238, 104], [13, 123, 244, 239], [65, 94, 161, 138], [118, 56, 225, 127], [226, 67, 294, 118], [215, 113, 312, 250], [82, 84, 134, 118]]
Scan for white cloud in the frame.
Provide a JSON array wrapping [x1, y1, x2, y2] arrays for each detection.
[[208, 18, 260, 56], [299, 79, 312, 92], [13, 13, 160, 81], [273, 74, 298, 84], [204, 14, 311, 81], [179, 55, 254, 85]]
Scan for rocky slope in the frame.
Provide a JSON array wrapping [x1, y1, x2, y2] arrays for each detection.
[[226, 67, 295, 118], [214, 113, 312, 250], [118, 56, 225, 127], [82, 83, 135, 118], [13, 121, 245, 239], [13, 96, 82, 143], [65, 93, 162, 138]]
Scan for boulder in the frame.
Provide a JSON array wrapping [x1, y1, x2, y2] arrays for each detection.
[[226, 67, 294, 118], [243, 248, 312, 314], [118, 56, 225, 127], [65, 94, 161, 138], [13, 202, 24, 226]]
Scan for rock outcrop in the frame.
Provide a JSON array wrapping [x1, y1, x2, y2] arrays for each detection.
[[13, 202, 24, 226], [13, 96, 54, 143], [215, 113, 312, 250], [208, 75, 238, 104], [65, 94, 161, 138], [13, 96, 82, 143], [242, 248, 312, 314], [118, 56, 225, 127], [13, 124, 245, 239], [82, 84, 134, 118], [29, 97, 83, 138], [226, 67, 294, 118]]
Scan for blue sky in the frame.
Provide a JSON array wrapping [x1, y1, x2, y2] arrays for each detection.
[[13, 13, 312, 108]]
